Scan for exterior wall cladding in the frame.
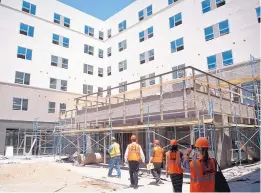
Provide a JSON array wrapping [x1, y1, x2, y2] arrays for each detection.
[[0, 0, 260, 124]]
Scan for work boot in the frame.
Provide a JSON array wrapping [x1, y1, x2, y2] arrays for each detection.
[[129, 184, 134, 188], [134, 185, 138, 189]]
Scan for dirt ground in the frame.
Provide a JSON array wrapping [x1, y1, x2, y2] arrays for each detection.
[[0, 162, 124, 192]]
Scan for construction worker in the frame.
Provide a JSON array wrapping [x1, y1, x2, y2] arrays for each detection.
[[166, 139, 184, 192], [107, 136, 121, 178], [149, 139, 164, 185], [183, 137, 216, 192], [124, 135, 145, 189]]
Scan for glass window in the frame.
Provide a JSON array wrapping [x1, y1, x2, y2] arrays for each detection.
[[201, 0, 211, 13], [222, 50, 233, 66], [51, 55, 58, 66], [13, 98, 28, 111], [207, 55, 217, 69], [171, 38, 184, 53], [48, 102, 55, 113], [107, 29, 112, 38], [52, 34, 59, 45], [85, 64, 93, 75], [64, 17, 70, 28], [107, 47, 111, 57], [61, 80, 67, 91], [50, 78, 57, 89], [54, 13, 60, 24], [148, 26, 153, 38], [168, 0, 179, 5], [19, 23, 34, 37], [99, 31, 104, 40], [107, 66, 111, 76], [149, 73, 155, 85], [85, 25, 94, 36], [60, 103, 66, 114], [119, 81, 127, 93], [98, 87, 103, 97], [118, 20, 126, 32], [83, 85, 93, 94], [119, 40, 127, 51], [204, 26, 214, 41], [63, 37, 69, 48], [140, 53, 145, 64], [22, 1, 36, 15], [148, 49, 154, 61], [98, 68, 103, 77], [169, 13, 182, 28], [147, 5, 153, 16], [62, 58, 68, 69], [139, 10, 144, 21], [84, 44, 94, 55], [139, 31, 145, 42], [99, 49, 103, 58], [17, 46, 32, 60], [219, 20, 229, 36], [119, 60, 127, 71], [172, 64, 185, 79], [216, 0, 226, 8], [107, 86, 111, 96], [15, 71, 30, 85], [256, 7, 261, 23]]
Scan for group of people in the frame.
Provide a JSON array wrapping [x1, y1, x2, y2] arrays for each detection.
[[107, 135, 216, 192]]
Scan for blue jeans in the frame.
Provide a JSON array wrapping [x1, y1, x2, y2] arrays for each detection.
[[108, 156, 121, 177]]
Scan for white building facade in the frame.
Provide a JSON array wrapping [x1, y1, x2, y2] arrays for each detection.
[[0, 0, 260, 153]]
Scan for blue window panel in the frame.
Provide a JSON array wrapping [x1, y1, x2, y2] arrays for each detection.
[[26, 49, 32, 60], [17, 46, 32, 60], [147, 5, 153, 16], [138, 10, 144, 20], [22, 1, 36, 15], [64, 17, 70, 27], [63, 37, 69, 48], [169, 13, 182, 28], [20, 23, 34, 37], [54, 13, 60, 24], [139, 31, 144, 39], [168, 0, 174, 5], [169, 17, 174, 28], [202, 0, 211, 13], [148, 26, 153, 34], [256, 7, 260, 23], [28, 26, 34, 37], [53, 34, 59, 41], [18, 46, 26, 55], [222, 50, 233, 66], [84, 25, 94, 36], [118, 20, 126, 32], [207, 55, 216, 69], [204, 26, 214, 41], [20, 23, 28, 32], [30, 4, 36, 15], [171, 38, 184, 53], [219, 20, 229, 35]]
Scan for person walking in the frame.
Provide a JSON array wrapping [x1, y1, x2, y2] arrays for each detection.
[[107, 136, 121, 178], [149, 139, 164, 185], [124, 135, 145, 189], [166, 139, 184, 192], [183, 137, 216, 192]]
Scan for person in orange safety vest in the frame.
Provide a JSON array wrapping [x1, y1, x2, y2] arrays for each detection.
[[184, 137, 216, 192], [166, 139, 184, 192], [149, 140, 164, 185], [124, 135, 145, 189]]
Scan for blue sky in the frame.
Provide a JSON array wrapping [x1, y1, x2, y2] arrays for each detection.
[[58, 0, 135, 20]]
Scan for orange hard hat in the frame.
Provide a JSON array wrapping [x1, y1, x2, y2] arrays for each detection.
[[154, 140, 159, 145], [195, 137, 210, 148], [131, 135, 137, 140], [170, 139, 178, 145]]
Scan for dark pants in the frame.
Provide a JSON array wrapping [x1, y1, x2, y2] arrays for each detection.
[[170, 173, 183, 192], [128, 161, 139, 187], [151, 162, 162, 183]]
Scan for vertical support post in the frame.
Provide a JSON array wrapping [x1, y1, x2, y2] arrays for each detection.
[[238, 86, 243, 124], [206, 75, 211, 111], [96, 95, 99, 126], [174, 127, 177, 139], [235, 107, 241, 165], [123, 92, 126, 124], [38, 129, 42, 156], [147, 105, 151, 161], [76, 99, 80, 156], [229, 84, 234, 122], [109, 96, 112, 139], [33, 119, 38, 156], [183, 68, 188, 118], [192, 69, 198, 119], [159, 75, 164, 120], [103, 132, 106, 164], [44, 133, 47, 155], [83, 97, 87, 156], [16, 129, 20, 155], [140, 80, 144, 123]]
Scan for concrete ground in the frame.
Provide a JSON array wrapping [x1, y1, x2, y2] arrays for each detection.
[[0, 156, 260, 192]]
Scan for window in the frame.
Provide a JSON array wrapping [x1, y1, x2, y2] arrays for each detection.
[[50, 78, 57, 89], [140, 76, 146, 87], [107, 29, 112, 38], [201, 0, 226, 14], [22, 1, 36, 15], [219, 20, 229, 36], [83, 64, 94, 75], [207, 55, 217, 69], [98, 87, 103, 97], [148, 49, 154, 61], [172, 64, 185, 79], [48, 102, 55, 113], [149, 73, 155, 85], [118, 40, 127, 51], [13, 98, 28, 111], [61, 80, 67, 91], [119, 60, 127, 72], [60, 103, 66, 114], [107, 86, 111, 96], [15, 71, 30, 85], [118, 20, 126, 32], [54, 13, 70, 28], [52, 34, 69, 48], [98, 68, 103, 77], [85, 25, 94, 36], [168, 0, 179, 5], [119, 81, 127, 93], [222, 50, 233, 66], [138, 5, 153, 21], [141, 73, 156, 87], [140, 49, 154, 64], [107, 66, 111, 76], [19, 23, 34, 37], [204, 26, 214, 41], [140, 53, 145, 64], [256, 7, 260, 23], [171, 38, 184, 53], [17, 46, 32, 60], [99, 31, 104, 40], [98, 49, 103, 58], [83, 84, 93, 94], [51, 55, 68, 69], [107, 47, 111, 57], [169, 13, 182, 28], [139, 26, 153, 42], [84, 44, 94, 55]]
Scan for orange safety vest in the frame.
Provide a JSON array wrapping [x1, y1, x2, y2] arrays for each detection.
[[166, 151, 183, 174], [152, 146, 163, 163], [127, 143, 141, 161], [190, 158, 216, 192]]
